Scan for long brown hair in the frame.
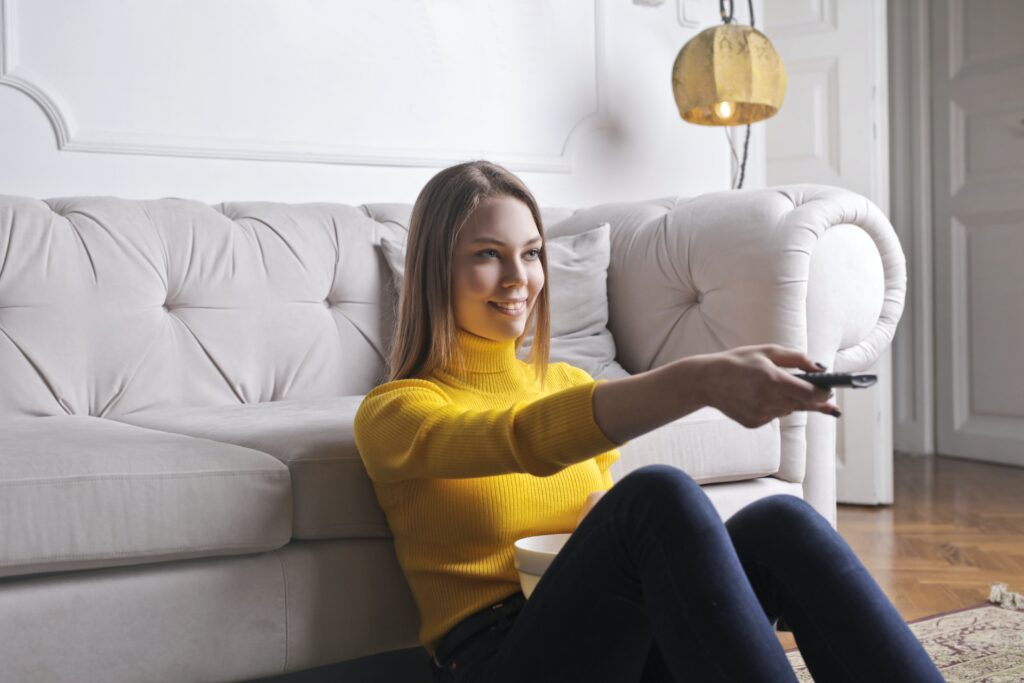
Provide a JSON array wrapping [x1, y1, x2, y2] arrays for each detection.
[[387, 160, 551, 384]]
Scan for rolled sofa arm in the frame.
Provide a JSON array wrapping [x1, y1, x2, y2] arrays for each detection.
[[552, 184, 906, 523]]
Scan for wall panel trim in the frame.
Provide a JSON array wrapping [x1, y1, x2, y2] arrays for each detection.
[[0, 0, 606, 172]]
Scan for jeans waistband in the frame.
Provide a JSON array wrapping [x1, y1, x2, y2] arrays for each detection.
[[433, 592, 526, 669]]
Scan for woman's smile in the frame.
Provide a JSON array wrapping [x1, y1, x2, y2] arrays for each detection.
[[489, 299, 527, 316]]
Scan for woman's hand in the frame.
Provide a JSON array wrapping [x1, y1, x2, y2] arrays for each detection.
[[575, 491, 606, 528], [696, 345, 839, 428], [592, 344, 840, 445]]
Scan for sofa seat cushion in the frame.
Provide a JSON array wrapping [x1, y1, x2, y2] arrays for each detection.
[[0, 416, 292, 580], [113, 397, 388, 541], [611, 407, 780, 485], [114, 398, 780, 545]]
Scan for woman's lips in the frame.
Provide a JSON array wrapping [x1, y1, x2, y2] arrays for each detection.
[[489, 300, 526, 316]]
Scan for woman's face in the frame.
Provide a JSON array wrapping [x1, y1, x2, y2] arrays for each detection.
[[451, 195, 545, 343]]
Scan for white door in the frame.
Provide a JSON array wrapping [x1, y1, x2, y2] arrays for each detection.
[[931, 0, 1024, 468], [763, 0, 893, 504]]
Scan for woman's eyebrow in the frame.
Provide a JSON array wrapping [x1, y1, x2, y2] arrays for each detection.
[[470, 236, 543, 246]]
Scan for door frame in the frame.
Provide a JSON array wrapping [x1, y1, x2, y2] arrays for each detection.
[[835, 0, 894, 505], [765, 0, 895, 505], [889, 0, 936, 458]]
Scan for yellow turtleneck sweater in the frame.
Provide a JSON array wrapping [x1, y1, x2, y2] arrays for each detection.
[[353, 330, 623, 655]]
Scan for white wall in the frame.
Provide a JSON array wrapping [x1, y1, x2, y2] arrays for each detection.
[[0, 0, 762, 209]]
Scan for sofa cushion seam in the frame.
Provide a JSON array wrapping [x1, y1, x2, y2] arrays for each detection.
[[0, 470, 289, 487], [0, 539, 288, 567]]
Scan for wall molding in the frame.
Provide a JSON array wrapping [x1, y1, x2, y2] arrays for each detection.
[[0, 0, 605, 172], [0, 0, 74, 146]]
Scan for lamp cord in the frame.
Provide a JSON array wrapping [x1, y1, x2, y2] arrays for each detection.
[[719, 0, 755, 27], [725, 127, 740, 186], [737, 125, 750, 189], [719, 0, 755, 189]]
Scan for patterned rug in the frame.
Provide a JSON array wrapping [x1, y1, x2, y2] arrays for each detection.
[[787, 584, 1024, 682]]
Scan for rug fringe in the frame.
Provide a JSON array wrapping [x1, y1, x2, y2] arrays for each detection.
[[989, 583, 1024, 611]]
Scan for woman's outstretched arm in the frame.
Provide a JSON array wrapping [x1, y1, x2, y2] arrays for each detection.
[[354, 376, 620, 483], [355, 345, 837, 484], [592, 344, 840, 445]]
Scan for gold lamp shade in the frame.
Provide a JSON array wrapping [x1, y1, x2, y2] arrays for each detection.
[[672, 23, 787, 126]]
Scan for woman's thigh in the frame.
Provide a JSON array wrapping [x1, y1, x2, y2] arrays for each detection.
[[463, 464, 741, 683], [468, 511, 655, 682]]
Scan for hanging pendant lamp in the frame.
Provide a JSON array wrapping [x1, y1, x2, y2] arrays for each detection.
[[670, 0, 786, 188], [671, 22, 787, 126]]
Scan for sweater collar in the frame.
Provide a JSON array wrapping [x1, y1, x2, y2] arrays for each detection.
[[444, 329, 521, 376]]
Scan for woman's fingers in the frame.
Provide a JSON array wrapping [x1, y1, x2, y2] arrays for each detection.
[[774, 378, 837, 417], [712, 346, 842, 425], [810, 389, 841, 417], [775, 367, 832, 403], [815, 403, 843, 417], [759, 344, 828, 373], [754, 346, 833, 405]]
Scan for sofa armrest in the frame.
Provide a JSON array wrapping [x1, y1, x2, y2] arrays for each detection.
[[556, 184, 906, 523], [598, 185, 904, 374]]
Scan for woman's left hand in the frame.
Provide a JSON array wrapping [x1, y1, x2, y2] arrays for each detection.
[[575, 491, 606, 528]]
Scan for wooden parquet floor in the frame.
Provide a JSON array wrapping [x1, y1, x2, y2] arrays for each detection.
[[778, 452, 1024, 650]]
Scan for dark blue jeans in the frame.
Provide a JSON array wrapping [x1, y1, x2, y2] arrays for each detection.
[[432, 464, 943, 682]]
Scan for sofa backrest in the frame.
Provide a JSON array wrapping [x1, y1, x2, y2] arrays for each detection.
[[0, 196, 398, 417], [0, 195, 589, 418]]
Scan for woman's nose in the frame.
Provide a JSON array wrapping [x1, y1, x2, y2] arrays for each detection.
[[501, 259, 528, 286]]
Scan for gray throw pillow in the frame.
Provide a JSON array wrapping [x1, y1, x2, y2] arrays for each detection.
[[379, 223, 628, 380]]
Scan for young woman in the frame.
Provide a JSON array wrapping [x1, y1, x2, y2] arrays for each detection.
[[353, 160, 943, 682]]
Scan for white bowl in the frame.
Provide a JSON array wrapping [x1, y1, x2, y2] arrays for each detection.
[[513, 533, 570, 598]]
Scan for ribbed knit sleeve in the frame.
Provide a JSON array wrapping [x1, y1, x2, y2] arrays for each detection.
[[354, 377, 620, 483], [562, 365, 622, 489]]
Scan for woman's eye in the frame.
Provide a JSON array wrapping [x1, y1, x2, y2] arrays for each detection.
[[476, 247, 541, 259]]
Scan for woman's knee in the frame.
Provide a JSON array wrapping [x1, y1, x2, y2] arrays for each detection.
[[729, 494, 859, 572], [618, 464, 698, 495], [610, 465, 727, 548], [615, 465, 714, 516], [730, 494, 831, 545], [747, 494, 818, 521]]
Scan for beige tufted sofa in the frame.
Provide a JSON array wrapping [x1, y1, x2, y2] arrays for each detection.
[[0, 185, 904, 683]]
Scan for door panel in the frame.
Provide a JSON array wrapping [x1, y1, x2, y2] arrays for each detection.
[[932, 0, 1024, 467]]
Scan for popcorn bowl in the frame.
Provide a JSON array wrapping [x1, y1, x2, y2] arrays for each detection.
[[512, 533, 571, 598]]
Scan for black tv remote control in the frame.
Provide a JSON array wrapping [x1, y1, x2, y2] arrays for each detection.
[[796, 372, 878, 388]]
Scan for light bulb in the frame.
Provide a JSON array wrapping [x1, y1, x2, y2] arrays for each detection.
[[714, 101, 734, 120]]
